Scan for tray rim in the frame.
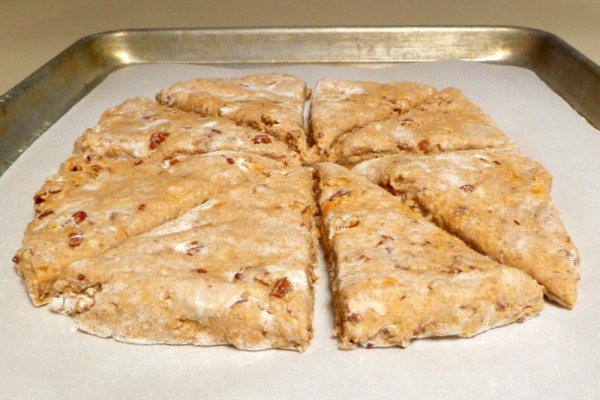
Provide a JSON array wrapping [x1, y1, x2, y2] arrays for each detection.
[[1, 25, 599, 176]]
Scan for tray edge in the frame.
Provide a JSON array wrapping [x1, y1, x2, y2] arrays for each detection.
[[1, 25, 598, 176]]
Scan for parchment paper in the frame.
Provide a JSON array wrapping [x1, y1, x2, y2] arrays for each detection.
[[1, 62, 599, 400]]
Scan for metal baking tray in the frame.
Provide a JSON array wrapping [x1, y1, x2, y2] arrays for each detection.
[[1, 26, 599, 176], [2, 27, 600, 400]]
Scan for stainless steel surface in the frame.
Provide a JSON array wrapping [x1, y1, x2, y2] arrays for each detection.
[[1, 26, 599, 175]]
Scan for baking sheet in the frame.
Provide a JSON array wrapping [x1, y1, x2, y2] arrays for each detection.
[[1, 61, 599, 399]]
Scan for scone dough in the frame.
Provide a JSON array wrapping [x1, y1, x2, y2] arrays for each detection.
[[310, 78, 436, 158], [13, 73, 580, 351], [15, 151, 287, 306], [354, 148, 580, 308], [317, 162, 544, 348], [329, 87, 513, 166], [76, 97, 300, 165], [51, 168, 318, 351], [156, 73, 311, 160]]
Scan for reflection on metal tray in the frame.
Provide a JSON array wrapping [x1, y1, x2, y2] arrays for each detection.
[[1, 26, 599, 175]]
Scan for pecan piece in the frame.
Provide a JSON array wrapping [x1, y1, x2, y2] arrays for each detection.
[[38, 210, 54, 219], [375, 235, 394, 247], [12, 255, 20, 264], [260, 114, 278, 127], [329, 189, 351, 201], [417, 139, 430, 153], [149, 131, 170, 149], [348, 313, 361, 323], [90, 165, 103, 178], [252, 134, 272, 144], [400, 118, 415, 127], [34, 189, 60, 206], [460, 184, 475, 193], [68, 232, 84, 248], [382, 327, 394, 339], [72, 210, 87, 224], [162, 156, 180, 168], [270, 277, 291, 298], [186, 245, 204, 256], [348, 219, 360, 228], [195, 268, 208, 274]]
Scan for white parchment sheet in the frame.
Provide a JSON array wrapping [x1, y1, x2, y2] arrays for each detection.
[[1, 62, 599, 400]]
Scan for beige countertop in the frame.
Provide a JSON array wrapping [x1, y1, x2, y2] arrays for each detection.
[[1, 0, 599, 95]]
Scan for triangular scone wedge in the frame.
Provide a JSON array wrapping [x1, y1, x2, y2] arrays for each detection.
[[51, 168, 318, 351], [354, 148, 580, 308], [156, 73, 311, 159], [74, 97, 299, 166], [316, 163, 544, 349], [309, 78, 437, 157], [329, 88, 514, 166], [14, 151, 286, 306]]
